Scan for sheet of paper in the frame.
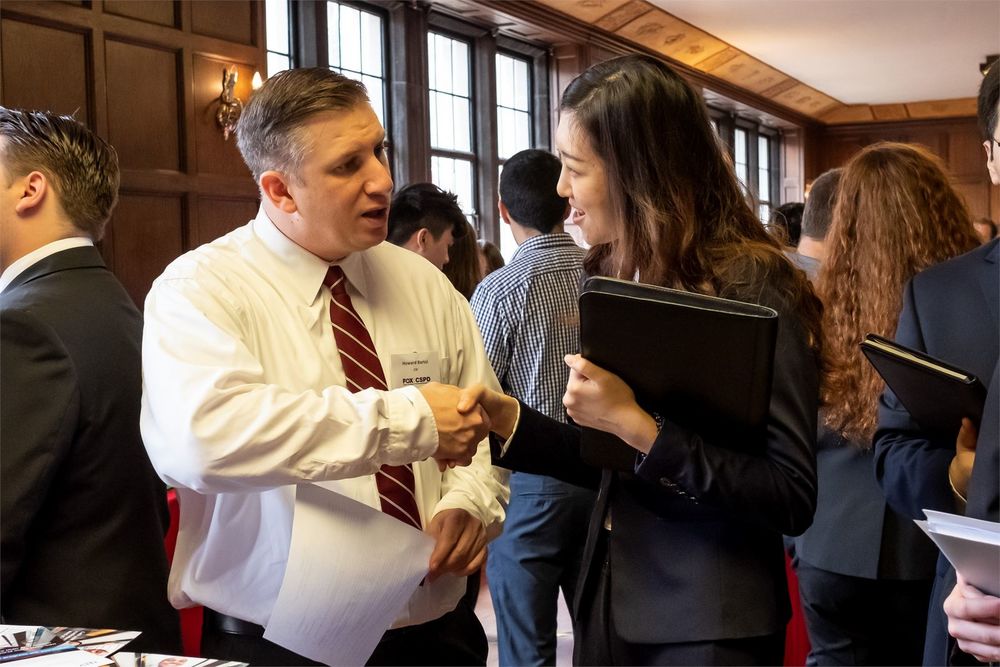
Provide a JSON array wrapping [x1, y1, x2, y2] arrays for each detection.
[[263, 483, 435, 666], [918, 510, 1000, 597]]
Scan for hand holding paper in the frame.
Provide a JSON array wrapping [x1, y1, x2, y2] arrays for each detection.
[[944, 574, 1000, 663], [426, 509, 486, 582]]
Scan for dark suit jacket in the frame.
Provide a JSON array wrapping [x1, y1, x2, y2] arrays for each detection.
[[873, 238, 999, 665], [494, 283, 819, 644], [0, 247, 180, 653], [794, 427, 937, 580]]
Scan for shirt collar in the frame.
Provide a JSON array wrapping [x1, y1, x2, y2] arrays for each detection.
[[0, 237, 93, 294], [511, 232, 579, 262], [252, 207, 370, 305]]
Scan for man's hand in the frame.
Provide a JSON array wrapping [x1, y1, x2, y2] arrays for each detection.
[[457, 384, 519, 440], [949, 418, 978, 503], [945, 574, 1000, 663], [425, 508, 486, 582], [419, 382, 490, 469]]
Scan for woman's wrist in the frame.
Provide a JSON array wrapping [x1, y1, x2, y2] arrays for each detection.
[[616, 406, 659, 454]]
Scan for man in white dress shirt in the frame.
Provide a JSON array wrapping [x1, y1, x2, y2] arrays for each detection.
[[140, 68, 508, 666]]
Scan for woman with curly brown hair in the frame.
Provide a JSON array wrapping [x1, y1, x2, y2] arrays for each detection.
[[792, 141, 979, 666]]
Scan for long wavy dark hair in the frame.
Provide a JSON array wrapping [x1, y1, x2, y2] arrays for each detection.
[[819, 142, 978, 443], [561, 54, 822, 351]]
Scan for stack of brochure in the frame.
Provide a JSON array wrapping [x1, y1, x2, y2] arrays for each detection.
[[0, 626, 139, 666], [917, 509, 1000, 596], [0, 628, 244, 667]]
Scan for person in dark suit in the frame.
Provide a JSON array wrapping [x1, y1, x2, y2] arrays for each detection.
[[454, 54, 824, 666], [874, 61, 1000, 667], [794, 142, 979, 666], [0, 107, 180, 652]]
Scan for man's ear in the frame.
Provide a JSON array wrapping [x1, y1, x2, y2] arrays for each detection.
[[260, 171, 297, 214], [498, 199, 512, 226], [414, 227, 429, 250], [13, 171, 48, 216]]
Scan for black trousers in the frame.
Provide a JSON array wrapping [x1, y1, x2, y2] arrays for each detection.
[[795, 560, 932, 666], [574, 530, 785, 666], [200, 594, 486, 667]]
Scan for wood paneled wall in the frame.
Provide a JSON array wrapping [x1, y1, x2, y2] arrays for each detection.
[[0, 0, 264, 306], [814, 118, 996, 223]]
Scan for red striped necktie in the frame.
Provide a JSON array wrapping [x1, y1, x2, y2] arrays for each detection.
[[325, 266, 422, 530]]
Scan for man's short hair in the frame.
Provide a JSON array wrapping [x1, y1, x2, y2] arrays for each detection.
[[498, 149, 568, 233], [768, 202, 804, 246], [236, 68, 369, 182], [0, 107, 120, 240], [802, 168, 842, 241], [978, 61, 999, 141], [387, 183, 467, 245]]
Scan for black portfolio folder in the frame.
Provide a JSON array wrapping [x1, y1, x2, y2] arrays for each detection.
[[861, 333, 987, 437], [578, 276, 779, 471]]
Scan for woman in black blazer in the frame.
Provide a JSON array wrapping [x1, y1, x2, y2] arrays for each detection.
[[794, 142, 979, 666], [458, 54, 823, 666]]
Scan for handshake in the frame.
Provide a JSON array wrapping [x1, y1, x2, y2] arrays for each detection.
[[418, 382, 519, 470]]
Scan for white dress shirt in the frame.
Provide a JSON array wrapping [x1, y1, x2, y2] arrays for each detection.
[[0, 237, 93, 293], [141, 208, 507, 628]]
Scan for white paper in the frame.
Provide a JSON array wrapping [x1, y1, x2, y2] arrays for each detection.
[[917, 509, 1000, 596], [264, 483, 435, 666]]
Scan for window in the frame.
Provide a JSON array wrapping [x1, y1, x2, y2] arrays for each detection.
[[428, 31, 476, 217], [327, 2, 387, 127], [495, 52, 533, 259], [709, 109, 780, 222], [264, 0, 293, 76], [733, 127, 749, 191], [757, 134, 772, 223]]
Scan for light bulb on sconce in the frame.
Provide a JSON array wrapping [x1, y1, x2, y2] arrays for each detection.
[[216, 65, 243, 141], [251, 71, 263, 90]]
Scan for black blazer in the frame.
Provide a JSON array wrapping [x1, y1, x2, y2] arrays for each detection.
[[0, 247, 180, 653], [874, 239, 999, 520], [873, 239, 999, 665], [494, 283, 819, 644], [793, 427, 938, 580]]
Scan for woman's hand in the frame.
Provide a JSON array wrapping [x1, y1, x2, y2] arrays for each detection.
[[457, 384, 520, 441], [563, 354, 658, 454]]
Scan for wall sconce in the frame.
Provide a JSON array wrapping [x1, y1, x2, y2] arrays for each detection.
[[216, 65, 243, 141], [982, 54, 999, 76]]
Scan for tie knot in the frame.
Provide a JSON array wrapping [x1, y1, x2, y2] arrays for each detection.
[[324, 266, 348, 296]]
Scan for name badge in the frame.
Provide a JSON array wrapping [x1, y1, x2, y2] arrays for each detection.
[[390, 352, 441, 389]]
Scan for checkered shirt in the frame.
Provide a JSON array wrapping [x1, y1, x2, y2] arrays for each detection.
[[470, 233, 586, 423]]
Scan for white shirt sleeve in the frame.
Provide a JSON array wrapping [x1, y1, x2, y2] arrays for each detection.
[[140, 275, 439, 494]]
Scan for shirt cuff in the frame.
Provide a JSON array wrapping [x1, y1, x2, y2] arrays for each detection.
[[385, 386, 439, 464]]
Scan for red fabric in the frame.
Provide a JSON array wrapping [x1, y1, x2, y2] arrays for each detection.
[[784, 553, 810, 666], [166, 489, 203, 657]]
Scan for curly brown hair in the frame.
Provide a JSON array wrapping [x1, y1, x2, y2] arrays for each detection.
[[818, 142, 979, 443]]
